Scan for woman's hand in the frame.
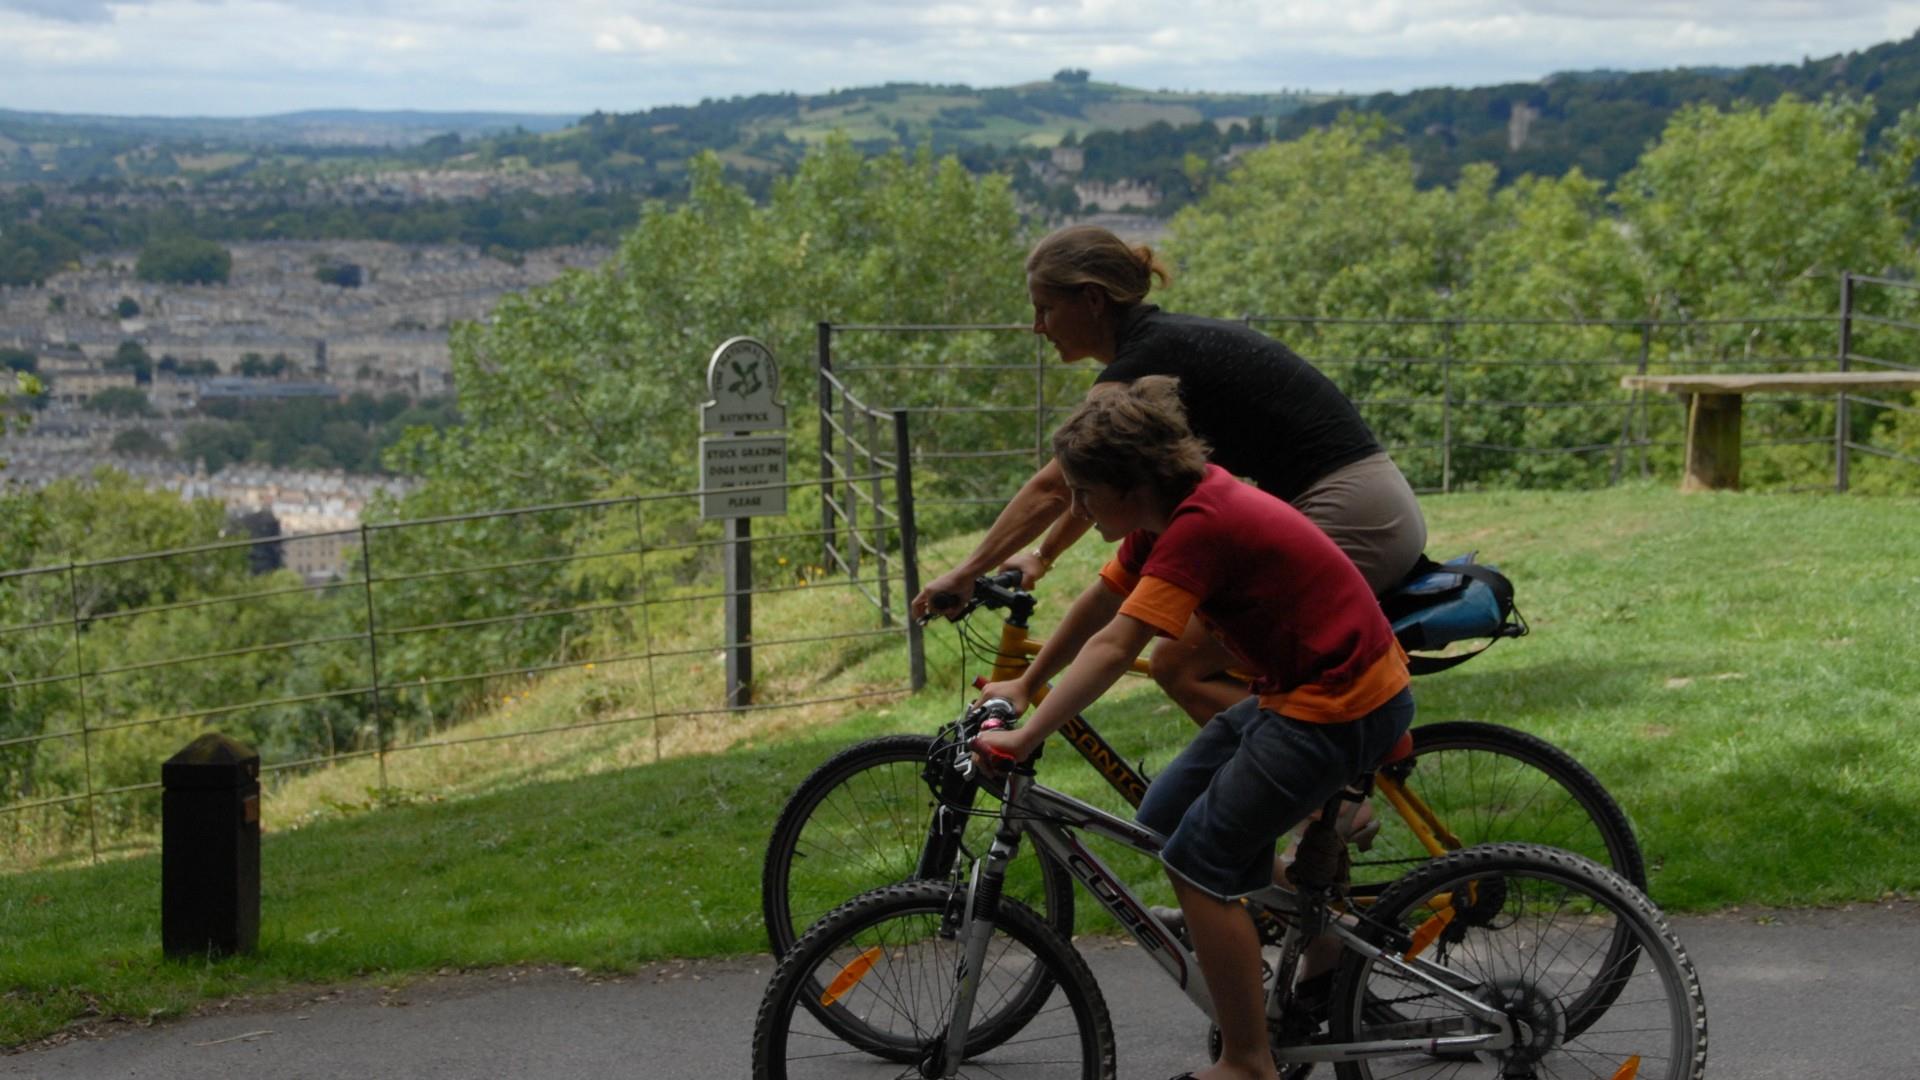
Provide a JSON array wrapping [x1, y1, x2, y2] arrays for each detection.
[[998, 550, 1050, 589], [912, 567, 976, 622]]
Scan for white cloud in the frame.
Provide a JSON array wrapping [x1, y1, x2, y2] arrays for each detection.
[[0, 0, 125, 22], [0, 0, 1910, 116], [592, 15, 676, 52]]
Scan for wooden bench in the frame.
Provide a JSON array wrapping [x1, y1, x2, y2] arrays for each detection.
[[1619, 372, 1920, 491]]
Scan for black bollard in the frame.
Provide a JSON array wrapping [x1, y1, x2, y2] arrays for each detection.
[[161, 732, 260, 958]]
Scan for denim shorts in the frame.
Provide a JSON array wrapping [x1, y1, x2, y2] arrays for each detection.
[[1136, 687, 1415, 899]]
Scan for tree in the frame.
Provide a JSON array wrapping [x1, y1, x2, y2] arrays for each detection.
[[179, 420, 253, 473], [104, 339, 153, 381], [135, 234, 232, 285], [116, 296, 141, 318], [84, 386, 157, 418], [315, 262, 364, 288], [109, 427, 169, 457]]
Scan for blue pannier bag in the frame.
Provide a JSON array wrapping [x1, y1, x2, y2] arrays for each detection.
[[1381, 553, 1527, 676]]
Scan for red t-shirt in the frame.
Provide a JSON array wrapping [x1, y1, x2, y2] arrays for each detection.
[[1100, 465, 1408, 723]]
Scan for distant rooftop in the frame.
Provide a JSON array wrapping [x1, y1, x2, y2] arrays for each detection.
[[198, 377, 342, 399]]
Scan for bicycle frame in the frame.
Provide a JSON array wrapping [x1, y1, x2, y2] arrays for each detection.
[[980, 603, 1466, 874], [938, 758, 1518, 1073]]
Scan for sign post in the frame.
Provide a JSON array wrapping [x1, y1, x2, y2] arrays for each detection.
[[700, 337, 787, 709]]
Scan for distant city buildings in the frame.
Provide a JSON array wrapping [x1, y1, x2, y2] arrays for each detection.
[[3, 239, 606, 578]]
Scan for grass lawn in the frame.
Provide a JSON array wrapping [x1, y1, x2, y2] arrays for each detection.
[[4, 484, 1918, 1046]]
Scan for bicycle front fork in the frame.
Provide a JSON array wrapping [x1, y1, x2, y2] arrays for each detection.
[[928, 814, 1024, 1078]]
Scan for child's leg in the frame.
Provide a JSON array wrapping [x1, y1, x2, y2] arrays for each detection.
[[1171, 874, 1279, 1080]]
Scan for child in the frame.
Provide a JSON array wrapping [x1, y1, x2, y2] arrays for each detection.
[[973, 375, 1414, 1080]]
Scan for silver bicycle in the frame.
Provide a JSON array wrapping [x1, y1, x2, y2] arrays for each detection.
[[752, 702, 1707, 1080]]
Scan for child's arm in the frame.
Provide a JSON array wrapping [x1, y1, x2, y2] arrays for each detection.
[[976, 611, 1156, 767], [978, 575, 1124, 712]]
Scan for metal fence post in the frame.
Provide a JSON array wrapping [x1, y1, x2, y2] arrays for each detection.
[[894, 409, 925, 690], [1613, 321, 1651, 486], [842, 386, 861, 580], [725, 517, 752, 710], [816, 322, 837, 570], [1837, 273, 1854, 493], [1034, 333, 1048, 471], [1441, 321, 1455, 494], [868, 408, 891, 626], [64, 563, 99, 862], [357, 525, 389, 795], [1636, 321, 1654, 479]]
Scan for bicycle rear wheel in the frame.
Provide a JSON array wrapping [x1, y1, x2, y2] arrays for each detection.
[[1352, 721, 1646, 896], [761, 734, 1075, 954], [1329, 843, 1706, 1080], [752, 881, 1116, 1080]]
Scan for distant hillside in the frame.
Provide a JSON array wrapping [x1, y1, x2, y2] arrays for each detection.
[[1270, 31, 1920, 185], [0, 107, 577, 147], [472, 73, 1333, 199], [0, 74, 1331, 189]]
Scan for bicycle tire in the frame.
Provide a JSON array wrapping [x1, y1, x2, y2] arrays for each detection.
[[1352, 721, 1647, 895], [1328, 843, 1707, 1080], [752, 881, 1117, 1080], [762, 734, 1076, 955]]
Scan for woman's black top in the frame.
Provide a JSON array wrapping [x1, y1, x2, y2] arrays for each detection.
[[1093, 305, 1381, 502]]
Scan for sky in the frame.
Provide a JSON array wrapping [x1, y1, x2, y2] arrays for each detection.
[[1, 0, 1917, 120]]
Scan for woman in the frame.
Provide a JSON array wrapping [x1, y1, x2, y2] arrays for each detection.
[[911, 224, 1426, 724]]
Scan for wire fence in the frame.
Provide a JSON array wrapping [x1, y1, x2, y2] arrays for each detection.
[[1, 471, 917, 867]]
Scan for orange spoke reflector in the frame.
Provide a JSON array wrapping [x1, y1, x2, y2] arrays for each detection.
[[820, 946, 884, 1007], [1610, 1055, 1641, 1080], [1405, 904, 1456, 961]]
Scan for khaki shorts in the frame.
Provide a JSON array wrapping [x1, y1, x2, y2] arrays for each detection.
[[1289, 452, 1427, 595]]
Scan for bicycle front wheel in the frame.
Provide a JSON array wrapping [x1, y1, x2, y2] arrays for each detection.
[[1353, 721, 1647, 895], [761, 734, 1075, 955], [1329, 843, 1707, 1080], [752, 881, 1117, 1080]]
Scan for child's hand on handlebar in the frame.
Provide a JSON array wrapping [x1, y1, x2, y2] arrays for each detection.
[[975, 680, 1029, 717], [970, 726, 1036, 778]]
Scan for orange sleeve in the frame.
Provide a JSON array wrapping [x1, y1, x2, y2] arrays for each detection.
[[1098, 556, 1140, 597], [1117, 575, 1201, 640]]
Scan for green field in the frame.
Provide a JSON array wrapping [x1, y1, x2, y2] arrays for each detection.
[[4, 485, 1917, 1047]]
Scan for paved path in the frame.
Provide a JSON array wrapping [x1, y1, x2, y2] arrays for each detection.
[[7, 902, 1916, 1078]]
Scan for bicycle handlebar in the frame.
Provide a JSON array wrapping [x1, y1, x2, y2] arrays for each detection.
[[926, 568, 1030, 624], [954, 697, 1020, 781]]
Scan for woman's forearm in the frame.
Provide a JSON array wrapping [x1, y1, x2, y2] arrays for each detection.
[[950, 459, 1070, 576]]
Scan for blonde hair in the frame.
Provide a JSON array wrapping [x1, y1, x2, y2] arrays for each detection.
[[1025, 224, 1171, 305], [1052, 376, 1209, 505]]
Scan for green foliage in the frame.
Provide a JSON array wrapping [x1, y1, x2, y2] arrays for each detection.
[[372, 138, 1026, 721], [83, 386, 156, 418], [108, 427, 169, 457], [1270, 30, 1920, 187], [1167, 99, 1920, 491], [177, 420, 254, 473], [313, 261, 363, 288], [115, 295, 140, 318], [103, 339, 152, 380], [135, 234, 231, 285], [0, 473, 377, 853]]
